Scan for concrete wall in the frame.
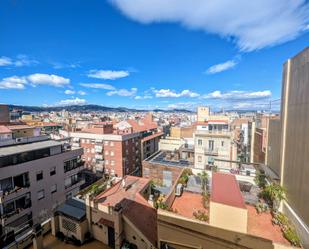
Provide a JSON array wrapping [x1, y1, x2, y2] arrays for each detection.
[[123, 216, 155, 249], [266, 119, 281, 176], [159, 137, 184, 151], [280, 47, 309, 248], [209, 201, 248, 234], [157, 210, 275, 249], [0, 105, 10, 123]]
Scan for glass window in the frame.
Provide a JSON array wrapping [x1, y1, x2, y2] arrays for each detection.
[[50, 167, 56, 176], [36, 171, 43, 181], [198, 139, 202, 146], [37, 189, 45, 200], [51, 184, 57, 193]]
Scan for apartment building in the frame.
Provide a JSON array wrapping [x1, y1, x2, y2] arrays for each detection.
[[52, 176, 157, 249], [194, 120, 237, 170], [267, 47, 309, 247], [59, 128, 142, 177], [0, 137, 84, 245]]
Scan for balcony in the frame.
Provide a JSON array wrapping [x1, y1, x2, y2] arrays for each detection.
[[195, 130, 231, 137], [0, 173, 30, 203], [0, 193, 32, 224], [95, 145, 103, 152], [204, 148, 219, 156], [95, 154, 103, 160]]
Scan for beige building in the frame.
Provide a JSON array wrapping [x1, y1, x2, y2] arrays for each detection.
[[194, 121, 237, 170], [272, 47, 309, 247], [52, 176, 156, 249], [197, 106, 210, 122]]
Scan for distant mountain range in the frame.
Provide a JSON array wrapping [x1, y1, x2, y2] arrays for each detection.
[[8, 104, 194, 113]]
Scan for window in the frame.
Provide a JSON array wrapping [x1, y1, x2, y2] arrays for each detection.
[[221, 141, 224, 147], [208, 140, 214, 151], [105, 160, 109, 165], [37, 189, 45, 200], [104, 141, 109, 146], [50, 167, 56, 176], [110, 142, 114, 146], [198, 139, 202, 146], [51, 184, 57, 194], [111, 160, 115, 166], [110, 151, 114, 156], [198, 156, 202, 162], [105, 151, 109, 155], [36, 171, 43, 181]]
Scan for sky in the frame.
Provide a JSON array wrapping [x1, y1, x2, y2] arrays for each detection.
[[0, 0, 308, 111]]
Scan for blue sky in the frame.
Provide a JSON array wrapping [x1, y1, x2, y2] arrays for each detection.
[[0, 0, 308, 110]]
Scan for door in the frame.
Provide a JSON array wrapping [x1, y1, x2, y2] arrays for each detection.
[[108, 226, 115, 248]]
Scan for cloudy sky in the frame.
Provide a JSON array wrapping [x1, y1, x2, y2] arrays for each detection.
[[0, 0, 308, 110]]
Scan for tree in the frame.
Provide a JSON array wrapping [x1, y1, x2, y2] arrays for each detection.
[[198, 171, 209, 192], [262, 183, 286, 210]]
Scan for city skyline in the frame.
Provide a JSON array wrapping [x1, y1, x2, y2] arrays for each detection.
[[1, 0, 309, 110]]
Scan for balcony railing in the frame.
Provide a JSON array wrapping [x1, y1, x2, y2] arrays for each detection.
[[204, 148, 219, 155], [1, 199, 32, 219]]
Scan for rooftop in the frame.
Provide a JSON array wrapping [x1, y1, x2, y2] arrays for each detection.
[[0, 140, 64, 157], [0, 125, 11, 134], [147, 150, 192, 168], [55, 198, 86, 221], [95, 175, 150, 207], [171, 191, 208, 220], [247, 205, 290, 245], [211, 172, 246, 209]]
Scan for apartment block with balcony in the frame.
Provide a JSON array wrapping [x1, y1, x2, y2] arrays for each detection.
[[60, 129, 142, 177], [0, 138, 84, 243], [194, 120, 237, 170]]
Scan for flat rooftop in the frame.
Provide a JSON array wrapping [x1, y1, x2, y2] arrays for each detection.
[[95, 175, 150, 207], [55, 198, 86, 221], [147, 151, 192, 168], [0, 140, 63, 157], [211, 172, 246, 209], [171, 191, 208, 220]]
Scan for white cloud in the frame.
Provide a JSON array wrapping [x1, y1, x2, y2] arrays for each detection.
[[0, 57, 12, 66], [77, 90, 86, 95], [204, 90, 271, 100], [80, 83, 116, 90], [167, 101, 198, 109], [107, 88, 137, 96], [134, 95, 153, 100], [27, 73, 70, 87], [57, 97, 87, 106], [88, 70, 130, 80], [206, 60, 237, 74], [64, 89, 75, 95], [110, 0, 309, 51], [14, 55, 38, 67], [51, 62, 79, 69], [0, 76, 27, 89], [0, 55, 38, 67], [154, 89, 200, 98]]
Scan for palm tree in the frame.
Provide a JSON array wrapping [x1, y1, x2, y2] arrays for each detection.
[[262, 183, 286, 210], [198, 171, 209, 192]]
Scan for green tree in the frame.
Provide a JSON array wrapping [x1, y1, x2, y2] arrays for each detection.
[[262, 183, 286, 210], [198, 171, 209, 192]]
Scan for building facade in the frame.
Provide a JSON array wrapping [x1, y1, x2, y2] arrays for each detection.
[[0, 138, 84, 243]]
